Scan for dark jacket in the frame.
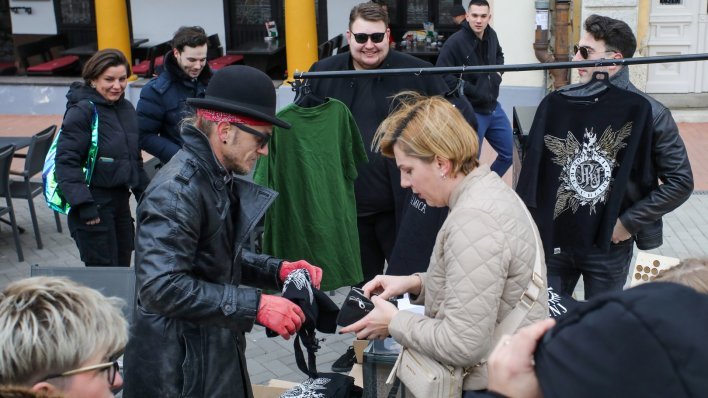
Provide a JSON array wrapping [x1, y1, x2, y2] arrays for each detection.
[[122, 124, 285, 398], [56, 82, 148, 221], [308, 51, 454, 274], [436, 22, 504, 114], [535, 282, 708, 398], [308, 50, 450, 215], [137, 51, 212, 164], [559, 67, 693, 249]]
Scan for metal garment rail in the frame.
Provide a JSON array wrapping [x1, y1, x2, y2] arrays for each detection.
[[293, 53, 708, 79]]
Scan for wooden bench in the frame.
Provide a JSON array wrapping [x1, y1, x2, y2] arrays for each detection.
[[16, 35, 80, 76]]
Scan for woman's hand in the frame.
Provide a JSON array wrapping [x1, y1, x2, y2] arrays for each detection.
[[85, 217, 101, 225], [361, 274, 422, 300], [339, 296, 398, 340]]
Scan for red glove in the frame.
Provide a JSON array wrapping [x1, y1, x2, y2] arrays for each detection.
[[256, 294, 305, 340], [279, 260, 323, 289]]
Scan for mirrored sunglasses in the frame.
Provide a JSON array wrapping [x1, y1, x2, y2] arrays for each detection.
[[352, 32, 386, 44]]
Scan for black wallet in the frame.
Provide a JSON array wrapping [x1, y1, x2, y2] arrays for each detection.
[[336, 287, 398, 327]]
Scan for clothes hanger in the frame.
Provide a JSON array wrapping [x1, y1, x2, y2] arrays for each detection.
[[561, 70, 612, 96], [292, 78, 327, 108]]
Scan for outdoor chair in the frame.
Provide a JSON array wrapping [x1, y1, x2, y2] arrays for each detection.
[[0, 145, 24, 262], [133, 41, 171, 77], [7, 125, 61, 250]]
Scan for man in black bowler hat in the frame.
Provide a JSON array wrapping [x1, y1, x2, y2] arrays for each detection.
[[123, 65, 325, 397]]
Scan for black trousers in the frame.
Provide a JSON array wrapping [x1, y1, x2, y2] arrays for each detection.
[[68, 188, 134, 267], [356, 211, 396, 286]]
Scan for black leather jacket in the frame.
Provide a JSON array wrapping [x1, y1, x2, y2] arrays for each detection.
[[123, 124, 284, 398], [559, 67, 694, 249]]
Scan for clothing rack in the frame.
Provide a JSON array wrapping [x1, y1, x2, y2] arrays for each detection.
[[293, 53, 708, 79]]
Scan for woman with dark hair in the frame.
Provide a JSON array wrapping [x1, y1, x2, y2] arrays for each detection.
[[56, 48, 148, 266]]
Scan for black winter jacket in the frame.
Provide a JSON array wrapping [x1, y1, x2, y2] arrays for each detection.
[[436, 22, 504, 114], [308, 50, 450, 214], [56, 82, 148, 221], [122, 124, 285, 398], [559, 67, 693, 249], [137, 51, 211, 163]]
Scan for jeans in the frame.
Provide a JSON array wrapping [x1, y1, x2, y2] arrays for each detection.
[[475, 102, 513, 177], [546, 240, 634, 300]]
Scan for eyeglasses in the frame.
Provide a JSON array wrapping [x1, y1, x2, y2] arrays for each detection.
[[43, 360, 120, 386], [351, 32, 386, 44], [232, 123, 271, 149], [573, 44, 617, 60]]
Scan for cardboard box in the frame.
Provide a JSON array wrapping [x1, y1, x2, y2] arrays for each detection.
[[349, 363, 363, 388], [353, 339, 369, 364], [252, 379, 299, 398]]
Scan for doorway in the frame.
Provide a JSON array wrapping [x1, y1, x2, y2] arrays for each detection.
[[647, 0, 708, 93]]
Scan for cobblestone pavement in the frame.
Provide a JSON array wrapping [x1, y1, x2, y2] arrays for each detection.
[[0, 115, 706, 385]]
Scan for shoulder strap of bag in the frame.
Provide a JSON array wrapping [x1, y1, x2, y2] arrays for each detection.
[[491, 194, 545, 344]]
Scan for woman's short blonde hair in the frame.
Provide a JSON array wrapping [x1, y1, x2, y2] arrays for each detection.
[[653, 258, 708, 294], [372, 92, 479, 176], [0, 277, 127, 386]]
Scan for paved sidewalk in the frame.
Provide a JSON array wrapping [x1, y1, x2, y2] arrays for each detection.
[[0, 115, 706, 385]]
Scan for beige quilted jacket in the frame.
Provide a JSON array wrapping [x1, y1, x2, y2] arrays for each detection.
[[389, 165, 549, 391]]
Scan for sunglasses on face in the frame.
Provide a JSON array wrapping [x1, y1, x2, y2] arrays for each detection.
[[573, 44, 617, 60], [43, 360, 120, 386], [351, 32, 386, 44], [233, 123, 271, 149]]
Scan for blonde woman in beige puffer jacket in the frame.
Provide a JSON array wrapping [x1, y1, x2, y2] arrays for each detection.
[[340, 93, 549, 392]]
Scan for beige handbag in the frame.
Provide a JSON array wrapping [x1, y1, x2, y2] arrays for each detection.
[[386, 195, 545, 397], [387, 345, 467, 398]]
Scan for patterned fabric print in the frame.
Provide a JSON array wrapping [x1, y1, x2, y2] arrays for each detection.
[[544, 122, 632, 219], [281, 377, 332, 398]]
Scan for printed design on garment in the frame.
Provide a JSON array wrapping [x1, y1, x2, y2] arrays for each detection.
[[547, 287, 567, 317], [284, 269, 315, 304], [544, 122, 632, 219], [410, 194, 427, 214], [281, 377, 331, 398]]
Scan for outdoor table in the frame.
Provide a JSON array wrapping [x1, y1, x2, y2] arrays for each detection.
[[0, 136, 32, 150], [397, 44, 440, 63], [227, 39, 285, 73], [61, 38, 149, 63]]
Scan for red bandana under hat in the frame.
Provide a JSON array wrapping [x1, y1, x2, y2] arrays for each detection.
[[196, 108, 272, 126]]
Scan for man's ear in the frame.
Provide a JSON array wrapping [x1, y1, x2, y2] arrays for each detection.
[[172, 47, 180, 59], [346, 31, 352, 45], [216, 121, 231, 143]]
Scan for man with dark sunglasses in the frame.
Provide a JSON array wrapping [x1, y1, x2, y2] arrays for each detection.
[[0, 276, 127, 397], [123, 65, 324, 397], [307, 2, 480, 373], [542, 15, 693, 299], [436, 0, 513, 178]]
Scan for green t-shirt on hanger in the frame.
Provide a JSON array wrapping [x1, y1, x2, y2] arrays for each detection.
[[254, 98, 368, 291]]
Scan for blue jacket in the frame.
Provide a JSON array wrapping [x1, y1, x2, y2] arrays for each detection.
[[137, 51, 212, 164]]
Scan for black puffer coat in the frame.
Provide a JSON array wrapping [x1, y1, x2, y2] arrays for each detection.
[[122, 124, 285, 398], [56, 82, 148, 219], [137, 51, 211, 163]]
